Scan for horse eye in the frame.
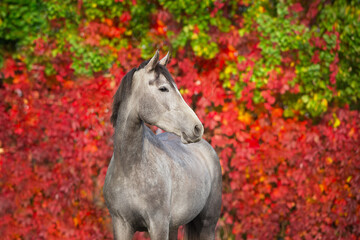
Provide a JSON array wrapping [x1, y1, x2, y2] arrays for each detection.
[[159, 86, 169, 92]]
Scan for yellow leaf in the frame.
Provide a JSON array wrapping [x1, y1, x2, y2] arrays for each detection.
[[332, 113, 341, 128], [191, 33, 198, 40], [346, 176, 352, 183], [314, 94, 318, 101], [238, 110, 252, 125], [73, 217, 79, 227], [180, 88, 188, 94], [245, 167, 250, 179], [321, 98, 328, 108], [326, 157, 333, 164]]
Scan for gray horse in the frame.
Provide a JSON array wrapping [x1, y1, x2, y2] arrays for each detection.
[[103, 51, 222, 240]]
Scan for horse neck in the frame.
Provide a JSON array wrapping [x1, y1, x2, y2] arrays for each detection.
[[113, 103, 145, 167]]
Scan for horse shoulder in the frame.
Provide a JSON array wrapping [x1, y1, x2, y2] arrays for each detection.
[[185, 139, 221, 179]]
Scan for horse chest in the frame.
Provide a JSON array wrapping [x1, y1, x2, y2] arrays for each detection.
[[104, 158, 172, 214]]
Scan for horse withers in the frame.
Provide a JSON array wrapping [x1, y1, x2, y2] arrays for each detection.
[[103, 51, 222, 240]]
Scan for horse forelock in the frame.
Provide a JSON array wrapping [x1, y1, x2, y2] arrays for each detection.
[[154, 64, 176, 87], [139, 59, 175, 86], [110, 60, 175, 127]]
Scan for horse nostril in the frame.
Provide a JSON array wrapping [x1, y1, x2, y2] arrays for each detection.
[[194, 124, 201, 137]]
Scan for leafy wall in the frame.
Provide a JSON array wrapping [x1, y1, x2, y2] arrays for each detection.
[[1, 0, 359, 239]]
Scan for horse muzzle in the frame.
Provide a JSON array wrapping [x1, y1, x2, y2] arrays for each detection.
[[180, 124, 204, 144]]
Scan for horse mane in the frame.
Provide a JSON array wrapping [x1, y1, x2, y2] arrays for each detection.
[[110, 67, 135, 127], [110, 60, 175, 128]]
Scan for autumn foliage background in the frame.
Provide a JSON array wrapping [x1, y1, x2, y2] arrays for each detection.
[[1, 0, 360, 239]]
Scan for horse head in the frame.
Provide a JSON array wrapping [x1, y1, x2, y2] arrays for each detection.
[[132, 50, 204, 144]]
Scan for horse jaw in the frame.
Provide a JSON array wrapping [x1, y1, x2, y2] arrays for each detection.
[[154, 106, 204, 144]]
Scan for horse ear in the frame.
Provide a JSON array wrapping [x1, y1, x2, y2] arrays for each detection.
[[145, 50, 159, 72], [159, 51, 171, 66]]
